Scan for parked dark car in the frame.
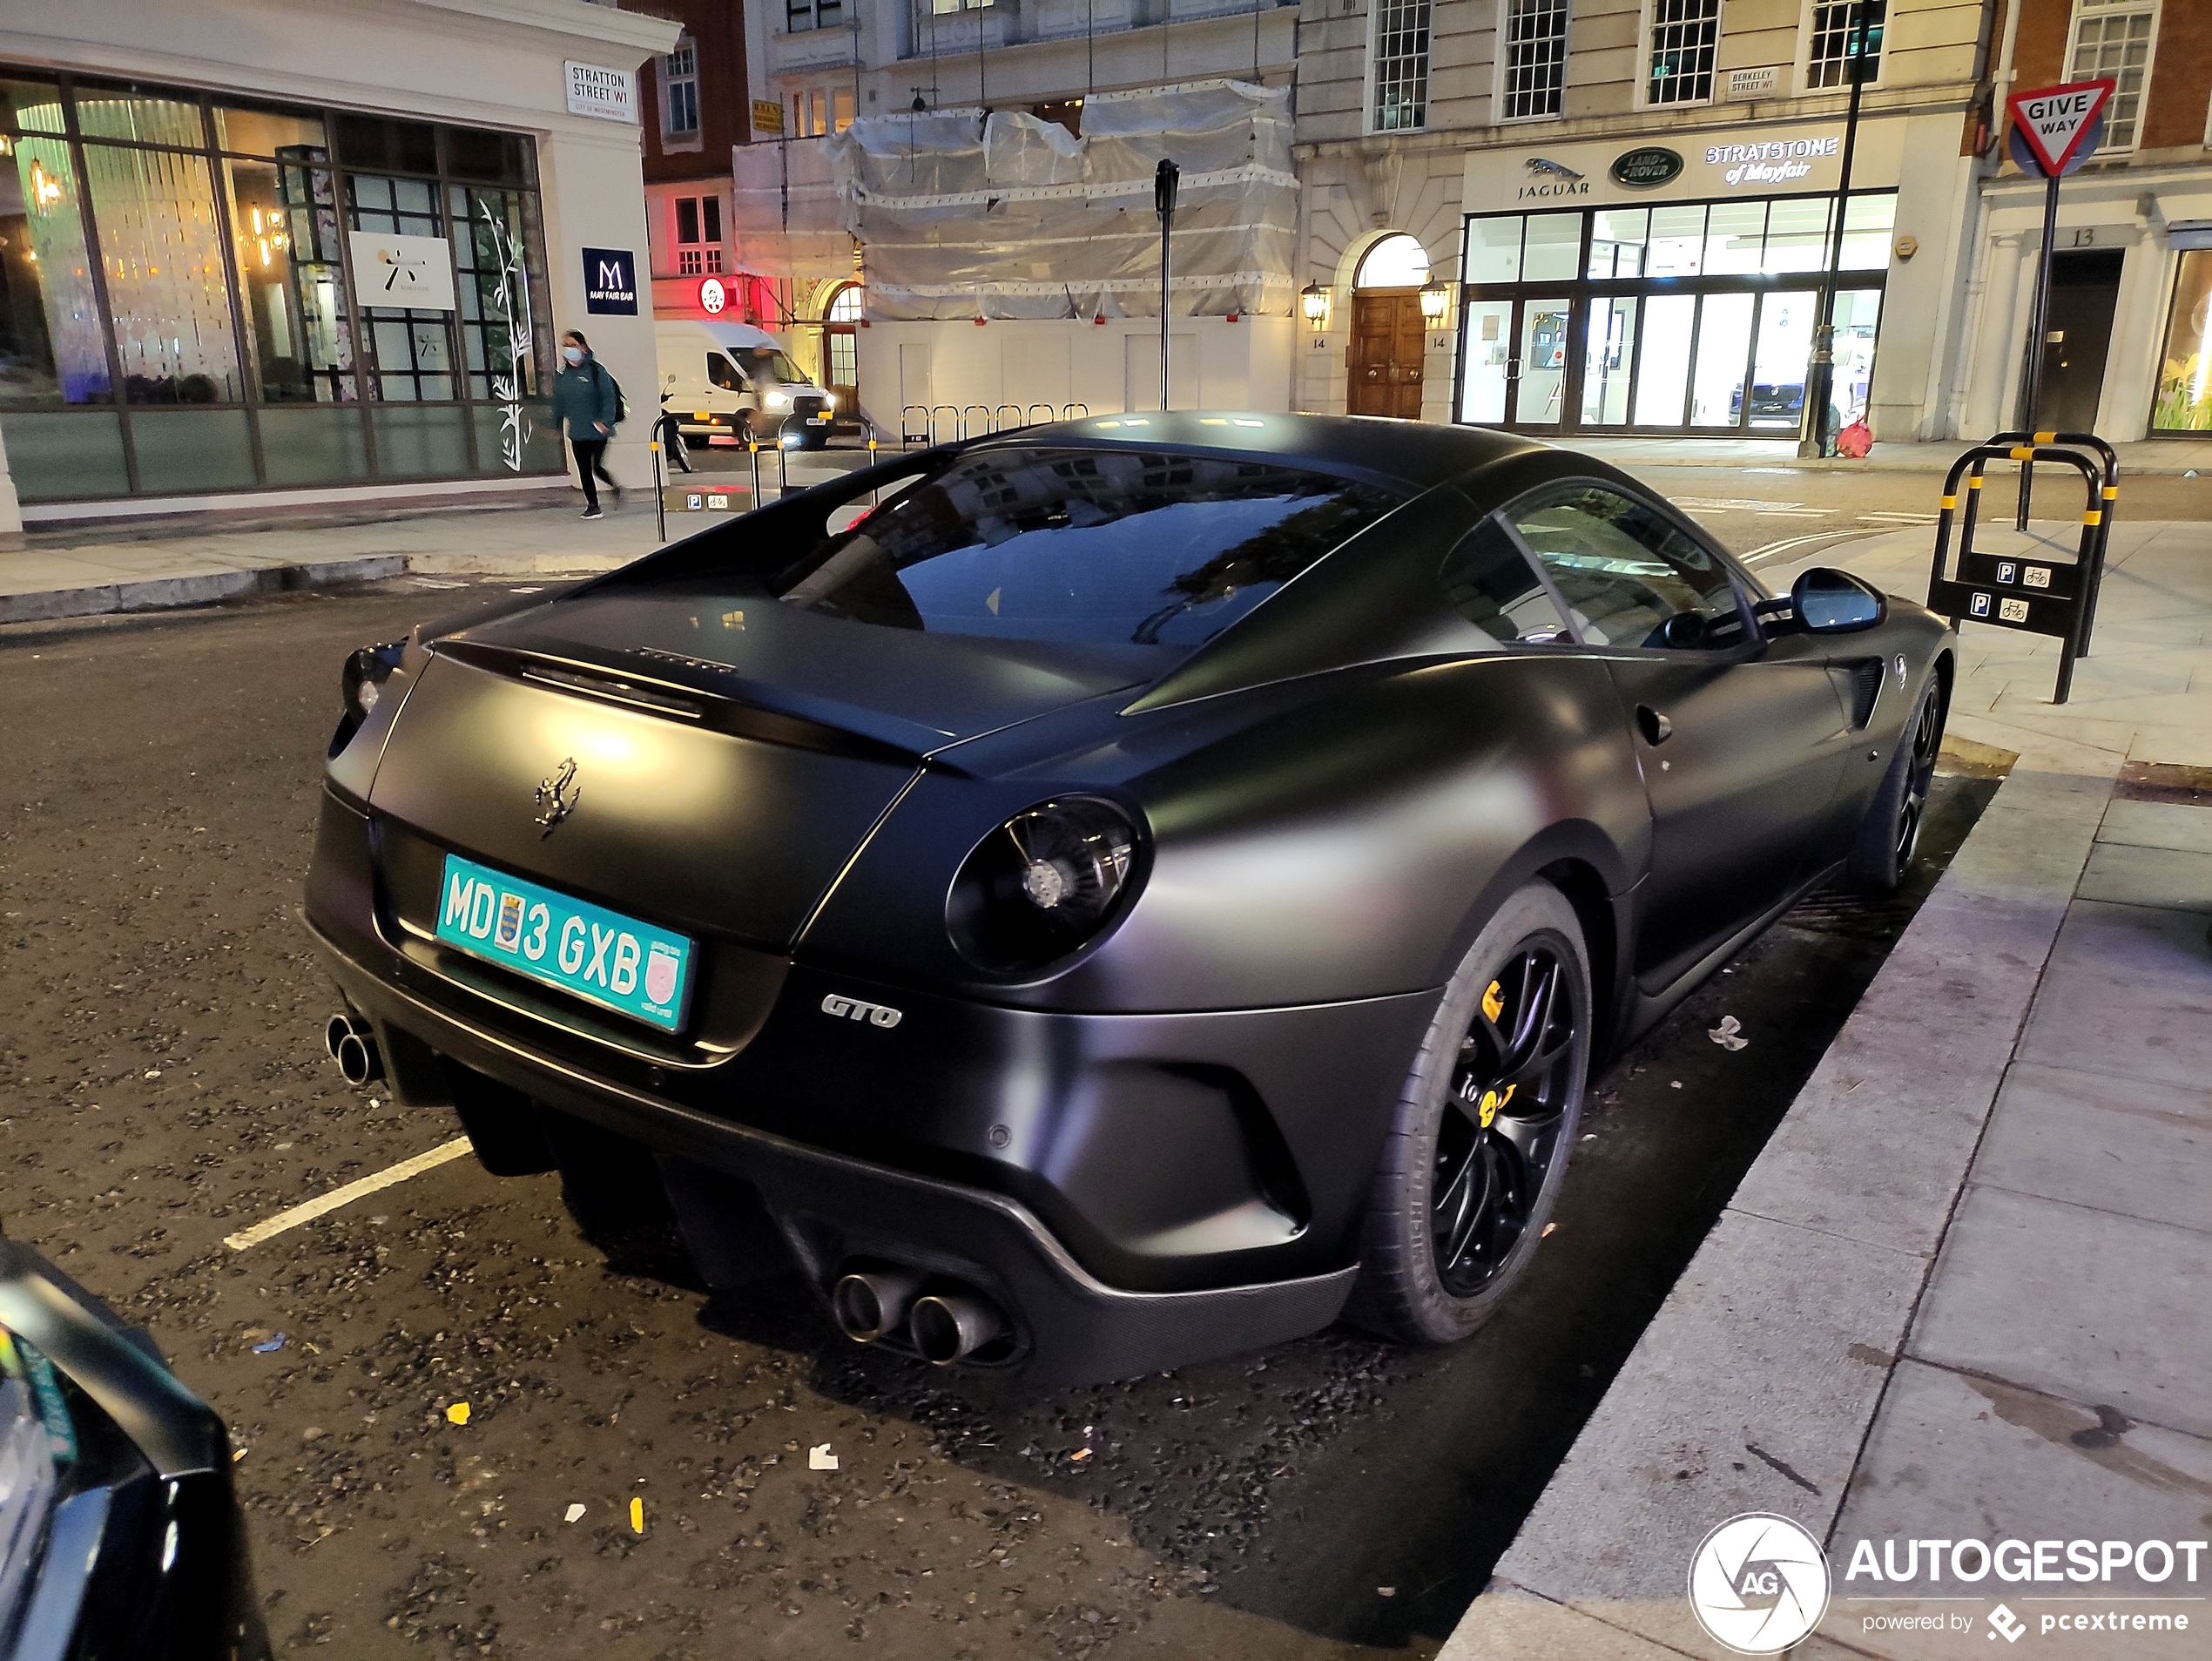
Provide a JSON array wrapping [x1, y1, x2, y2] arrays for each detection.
[[304, 414, 1950, 1387], [0, 1232, 267, 1659], [1730, 381, 1806, 424]]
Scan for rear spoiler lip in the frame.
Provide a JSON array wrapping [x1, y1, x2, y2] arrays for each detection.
[[428, 638, 936, 771]]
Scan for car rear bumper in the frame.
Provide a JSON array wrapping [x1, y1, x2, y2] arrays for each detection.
[[306, 790, 1412, 1383]]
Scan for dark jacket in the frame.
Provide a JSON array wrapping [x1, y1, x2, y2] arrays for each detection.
[[551, 353, 619, 440]]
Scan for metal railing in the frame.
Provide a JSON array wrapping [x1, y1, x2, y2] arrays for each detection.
[[893, 400, 1097, 448]]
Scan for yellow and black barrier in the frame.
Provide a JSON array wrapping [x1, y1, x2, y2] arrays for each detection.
[[1926, 432, 2118, 706]]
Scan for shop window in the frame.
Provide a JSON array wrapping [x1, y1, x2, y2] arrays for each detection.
[[1588, 208, 1649, 278], [224, 150, 357, 403], [451, 181, 552, 427], [1648, 203, 1706, 274], [2066, 0, 2155, 152], [1372, 0, 1433, 131], [833, 90, 856, 132], [0, 78, 65, 133], [71, 82, 206, 148], [1805, 0, 1883, 91], [334, 113, 439, 175], [81, 141, 244, 403], [1522, 212, 1581, 281], [212, 105, 327, 159], [1500, 0, 1569, 122], [1, 111, 107, 408], [1647, 0, 1720, 106], [664, 40, 701, 138], [1762, 196, 1832, 273], [349, 172, 456, 402], [1466, 216, 1525, 284], [791, 0, 844, 29], [2152, 250, 2212, 432]]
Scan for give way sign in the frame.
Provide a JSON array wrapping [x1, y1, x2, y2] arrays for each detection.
[[2006, 79, 2114, 176]]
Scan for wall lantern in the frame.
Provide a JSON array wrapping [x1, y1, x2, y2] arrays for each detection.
[[1419, 280, 1451, 323], [1299, 281, 1329, 327]]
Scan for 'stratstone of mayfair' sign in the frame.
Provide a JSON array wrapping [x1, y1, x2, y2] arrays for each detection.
[[1610, 146, 1684, 189]]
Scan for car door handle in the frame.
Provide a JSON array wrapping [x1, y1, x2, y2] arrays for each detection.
[[1636, 706, 1673, 746]]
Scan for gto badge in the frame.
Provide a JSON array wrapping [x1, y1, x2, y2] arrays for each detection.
[[821, 993, 902, 1029], [533, 757, 582, 835]]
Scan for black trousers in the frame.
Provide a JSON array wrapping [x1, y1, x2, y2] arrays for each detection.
[[571, 437, 617, 509]]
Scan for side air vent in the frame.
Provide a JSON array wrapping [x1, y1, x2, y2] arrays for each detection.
[[1842, 658, 1883, 729]]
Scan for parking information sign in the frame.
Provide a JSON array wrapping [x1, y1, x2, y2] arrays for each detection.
[[2006, 79, 2114, 177]]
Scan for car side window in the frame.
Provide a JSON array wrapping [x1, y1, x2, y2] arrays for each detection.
[[1507, 484, 1748, 651], [1438, 517, 1575, 646], [707, 352, 744, 391]]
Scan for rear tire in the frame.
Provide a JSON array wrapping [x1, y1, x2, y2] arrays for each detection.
[[1847, 673, 1945, 895], [1344, 881, 1591, 1347], [732, 410, 755, 447]]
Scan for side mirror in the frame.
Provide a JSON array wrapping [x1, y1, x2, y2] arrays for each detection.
[[1791, 567, 1885, 634]]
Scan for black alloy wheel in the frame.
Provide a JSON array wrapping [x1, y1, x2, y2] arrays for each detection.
[[1892, 680, 1943, 877], [1346, 881, 1591, 1347], [1847, 672, 1946, 894], [1432, 940, 1581, 1296]]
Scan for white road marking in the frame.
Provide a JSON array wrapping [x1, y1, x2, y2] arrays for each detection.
[[1858, 511, 1939, 524], [221, 1137, 474, 1252], [1744, 532, 1850, 566]]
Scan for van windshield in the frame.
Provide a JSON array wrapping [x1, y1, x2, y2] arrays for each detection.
[[736, 348, 809, 385]]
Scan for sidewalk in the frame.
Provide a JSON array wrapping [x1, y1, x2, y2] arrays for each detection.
[[0, 457, 862, 625], [1443, 529, 2211, 1658], [1574, 434, 2212, 476]]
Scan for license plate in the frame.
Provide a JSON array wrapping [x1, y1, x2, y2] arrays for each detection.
[[435, 854, 695, 1034]]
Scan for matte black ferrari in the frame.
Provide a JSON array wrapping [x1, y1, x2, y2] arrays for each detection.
[[305, 414, 1950, 1387]]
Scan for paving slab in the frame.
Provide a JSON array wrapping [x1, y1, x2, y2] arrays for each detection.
[[2077, 841, 2212, 914], [2100, 800, 2212, 855], [1969, 1063, 2212, 1235], [2015, 901, 2212, 1090], [1436, 1582, 1690, 1661], [1904, 1184, 2212, 1442]]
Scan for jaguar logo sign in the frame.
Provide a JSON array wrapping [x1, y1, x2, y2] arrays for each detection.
[[1518, 157, 1589, 200], [1611, 146, 1685, 189]]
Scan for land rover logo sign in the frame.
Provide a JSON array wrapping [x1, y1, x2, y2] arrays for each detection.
[[1611, 146, 1684, 189]]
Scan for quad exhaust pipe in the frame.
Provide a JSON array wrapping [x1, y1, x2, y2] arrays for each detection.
[[831, 1265, 1007, 1365], [325, 1013, 383, 1086]]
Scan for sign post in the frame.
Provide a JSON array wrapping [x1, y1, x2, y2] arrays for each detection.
[[1155, 159, 1179, 412], [2004, 78, 2113, 529], [1798, 0, 1873, 460]]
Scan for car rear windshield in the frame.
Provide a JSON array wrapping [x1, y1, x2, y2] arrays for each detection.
[[771, 447, 1404, 648]]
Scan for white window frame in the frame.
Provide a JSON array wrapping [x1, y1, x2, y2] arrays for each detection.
[[1797, 0, 1886, 98], [1494, 0, 1572, 125], [1367, 0, 1434, 133], [1638, 0, 1722, 110], [788, 0, 845, 32], [660, 37, 701, 146], [2064, 0, 2160, 154]]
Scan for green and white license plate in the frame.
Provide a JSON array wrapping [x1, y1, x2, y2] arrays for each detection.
[[435, 854, 695, 1034]]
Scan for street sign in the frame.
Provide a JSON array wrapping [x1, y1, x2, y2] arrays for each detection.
[[2006, 79, 2114, 177]]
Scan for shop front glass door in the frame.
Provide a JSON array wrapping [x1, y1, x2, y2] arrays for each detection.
[[1582, 296, 1637, 427], [1831, 289, 1882, 429], [1748, 290, 1817, 429], [1460, 298, 1515, 423], [1518, 299, 1573, 428], [1690, 292, 1755, 427], [1633, 293, 1696, 426]]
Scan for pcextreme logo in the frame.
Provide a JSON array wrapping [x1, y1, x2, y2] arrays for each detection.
[[1688, 1513, 1831, 1654]]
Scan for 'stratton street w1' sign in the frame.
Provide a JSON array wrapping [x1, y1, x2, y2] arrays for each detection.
[[2006, 79, 2114, 176]]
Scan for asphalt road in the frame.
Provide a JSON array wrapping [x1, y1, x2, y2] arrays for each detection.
[[0, 574, 1997, 1658]]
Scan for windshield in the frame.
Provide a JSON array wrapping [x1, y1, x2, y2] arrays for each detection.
[[737, 348, 810, 385], [771, 447, 1403, 648]]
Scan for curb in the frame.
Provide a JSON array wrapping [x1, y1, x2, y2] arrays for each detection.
[[1438, 732, 2121, 1660], [0, 550, 633, 625]]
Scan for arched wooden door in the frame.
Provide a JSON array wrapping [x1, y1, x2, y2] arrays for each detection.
[[825, 284, 861, 424], [1348, 290, 1425, 418], [1347, 234, 1431, 420]]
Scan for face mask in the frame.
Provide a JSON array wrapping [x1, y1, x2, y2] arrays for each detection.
[[563, 346, 584, 365]]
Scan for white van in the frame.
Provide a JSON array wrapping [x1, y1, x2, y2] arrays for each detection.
[[654, 320, 837, 449]]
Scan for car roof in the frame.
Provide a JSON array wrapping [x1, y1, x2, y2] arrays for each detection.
[[958, 411, 1548, 495]]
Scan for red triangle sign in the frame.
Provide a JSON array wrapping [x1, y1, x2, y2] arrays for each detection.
[[2006, 79, 2115, 175]]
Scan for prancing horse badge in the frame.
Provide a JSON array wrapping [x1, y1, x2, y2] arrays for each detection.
[[534, 757, 582, 834]]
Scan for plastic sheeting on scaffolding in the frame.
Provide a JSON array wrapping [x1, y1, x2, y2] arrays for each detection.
[[818, 78, 1296, 321], [726, 135, 850, 281]]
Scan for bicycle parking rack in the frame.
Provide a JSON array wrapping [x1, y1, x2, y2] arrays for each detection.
[[897, 400, 1093, 449], [900, 405, 930, 449], [1926, 430, 2119, 706]]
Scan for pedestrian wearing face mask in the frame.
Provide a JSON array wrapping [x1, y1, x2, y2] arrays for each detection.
[[552, 329, 623, 519]]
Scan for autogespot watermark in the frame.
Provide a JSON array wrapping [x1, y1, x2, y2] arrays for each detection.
[[1689, 1516, 2209, 1652]]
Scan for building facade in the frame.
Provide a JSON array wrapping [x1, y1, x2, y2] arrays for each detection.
[[1952, 0, 2212, 442], [709, 0, 1303, 426], [1292, 0, 1998, 442], [0, 0, 678, 530]]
